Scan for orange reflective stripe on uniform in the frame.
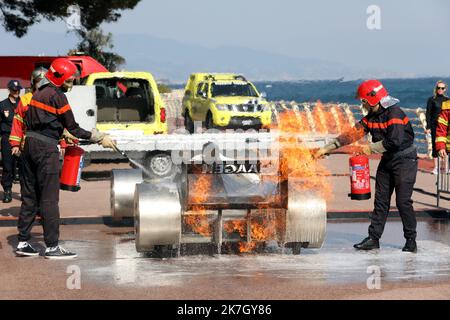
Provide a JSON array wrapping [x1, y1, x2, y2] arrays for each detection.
[[363, 117, 409, 129], [29, 100, 71, 115], [59, 104, 72, 114]]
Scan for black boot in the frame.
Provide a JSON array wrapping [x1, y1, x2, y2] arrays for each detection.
[[354, 237, 380, 250], [2, 190, 12, 203], [402, 239, 417, 253]]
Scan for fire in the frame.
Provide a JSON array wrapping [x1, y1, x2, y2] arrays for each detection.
[[184, 175, 213, 236], [312, 101, 329, 134], [276, 109, 332, 199], [223, 209, 280, 254], [185, 103, 363, 253]]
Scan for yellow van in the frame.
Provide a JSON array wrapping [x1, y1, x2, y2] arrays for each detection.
[[85, 72, 168, 135], [182, 73, 272, 132]]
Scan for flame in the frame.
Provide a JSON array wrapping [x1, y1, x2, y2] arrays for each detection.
[[312, 101, 329, 134], [185, 103, 364, 253], [184, 175, 213, 236], [223, 210, 281, 253], [276, 109, 332, 199]]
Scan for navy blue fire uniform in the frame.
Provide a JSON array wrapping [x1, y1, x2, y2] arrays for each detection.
[[338, 104, 418, 240], [17, 82, 92, 248], [0, 97, 19, 193]]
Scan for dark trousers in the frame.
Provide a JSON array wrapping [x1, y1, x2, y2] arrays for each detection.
[[369, 155, 418, 240], [431, 128, 438, 158], [17, 137, 60, 247], [1, 134, 17, 191]]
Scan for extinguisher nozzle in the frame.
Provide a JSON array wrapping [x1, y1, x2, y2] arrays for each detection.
[[112, 145, 130, 161]]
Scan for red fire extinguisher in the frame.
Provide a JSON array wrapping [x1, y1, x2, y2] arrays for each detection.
[[60, 145, 85, 192], [349, 155, 371, 200]]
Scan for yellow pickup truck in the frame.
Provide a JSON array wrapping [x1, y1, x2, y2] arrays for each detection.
[[182, 73, 272, 132]]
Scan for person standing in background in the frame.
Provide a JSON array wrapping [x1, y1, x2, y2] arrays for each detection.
[[10, 68, 49, 156], [426, 81, 448, 174], [0, 80, 22, 203]]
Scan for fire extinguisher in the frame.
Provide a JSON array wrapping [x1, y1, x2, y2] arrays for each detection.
[[348, 155, 371, 200], [60, 145, 85, 192]]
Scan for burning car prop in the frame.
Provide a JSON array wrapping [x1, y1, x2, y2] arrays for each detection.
[[110, 111, 335, 255]]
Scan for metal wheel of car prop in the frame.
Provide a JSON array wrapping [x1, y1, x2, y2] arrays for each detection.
[[111, 169, 143, 220], [284, 179, 327, 249], [134, 182, 182, 253]]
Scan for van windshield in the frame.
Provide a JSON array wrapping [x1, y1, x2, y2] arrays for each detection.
[[94, 78, 155, 123], [211, 82, 259, 97]]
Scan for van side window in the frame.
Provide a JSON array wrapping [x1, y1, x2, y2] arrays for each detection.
[[196, 83, 205, 97]]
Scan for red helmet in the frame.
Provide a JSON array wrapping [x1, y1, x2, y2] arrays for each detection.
[[46, 58, 78, 87], [356, 80, 389, 107]]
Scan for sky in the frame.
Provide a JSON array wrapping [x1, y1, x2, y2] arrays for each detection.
[[1, 0, 450, 79]]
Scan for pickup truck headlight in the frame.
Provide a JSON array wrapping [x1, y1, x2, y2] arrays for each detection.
[[216, 104, 229, 111]]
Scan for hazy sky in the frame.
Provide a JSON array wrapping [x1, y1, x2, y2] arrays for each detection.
[[4, 0, 450, 77]]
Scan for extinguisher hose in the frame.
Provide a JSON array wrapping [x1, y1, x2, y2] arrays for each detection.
[[111, 144, 131, 161], [79, 140, 133, 163]]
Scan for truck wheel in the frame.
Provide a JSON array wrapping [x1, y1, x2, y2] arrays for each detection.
[[184, 110, 194, 134], [144, 152, 174, 179], [205, 112, 215, 130]]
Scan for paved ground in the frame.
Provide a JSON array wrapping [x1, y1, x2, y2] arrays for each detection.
[[0, 154, 448, 300], [0, 154, 448, 222], [0, 219, 448, 300], [325, 154, 450, 213]]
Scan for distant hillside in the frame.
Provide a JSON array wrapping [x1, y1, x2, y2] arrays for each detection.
[[0, 29, 426, 82], [113, 34, 414, 82]]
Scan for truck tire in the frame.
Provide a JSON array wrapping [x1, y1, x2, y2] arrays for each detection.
[[184, 110, 194, 134], [205, 112, 215, 130], [144, 152, 174, 179]]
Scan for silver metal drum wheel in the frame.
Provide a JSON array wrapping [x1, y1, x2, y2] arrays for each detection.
[[285, 179, 327, 249], [110, 169, 143, 221], [134, 183, 182, 253]]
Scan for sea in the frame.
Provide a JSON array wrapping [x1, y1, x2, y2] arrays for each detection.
[[171, 77, 450, 109]]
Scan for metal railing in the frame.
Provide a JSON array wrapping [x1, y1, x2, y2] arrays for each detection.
[[437, 155, 450, 207], [162, 95, 434, 158], [269, 101, 432, 157]]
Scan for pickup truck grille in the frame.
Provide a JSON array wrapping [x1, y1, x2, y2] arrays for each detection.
[[231, 104, 262, 112]]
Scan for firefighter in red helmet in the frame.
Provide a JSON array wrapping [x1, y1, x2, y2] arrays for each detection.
[[316, 80, 418, 253], [15, 58, 116, 259]]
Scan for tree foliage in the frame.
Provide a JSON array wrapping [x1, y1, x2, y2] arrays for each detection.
[[68, 28, 125, 71], [0, 1, 140, 70], [0, 0, 140, 37]]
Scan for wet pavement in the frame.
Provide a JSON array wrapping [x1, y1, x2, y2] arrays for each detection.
[[0, 155, 448, 224], [0, 155, 448, 299], [0, 219, 448, 300]]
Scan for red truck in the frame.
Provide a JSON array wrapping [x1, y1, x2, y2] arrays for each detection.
[[0, 55, 108, 88]]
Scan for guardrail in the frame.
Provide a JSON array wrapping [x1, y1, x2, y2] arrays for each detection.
[[269, 101, 432, 157], [162, 95, 433, 158], [437, 155, 450, 207]]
